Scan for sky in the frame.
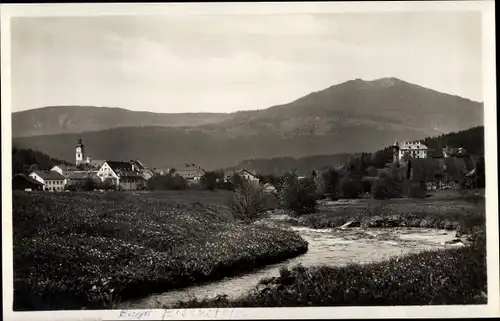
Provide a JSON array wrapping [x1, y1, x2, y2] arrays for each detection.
[[10, 11, 483, 113]]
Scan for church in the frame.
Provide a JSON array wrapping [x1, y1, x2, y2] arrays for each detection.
[[50, 137, 150, 191]]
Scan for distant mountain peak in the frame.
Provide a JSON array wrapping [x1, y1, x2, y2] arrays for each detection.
[[366, 77, 405, 88], [336, 77, 406, 90]]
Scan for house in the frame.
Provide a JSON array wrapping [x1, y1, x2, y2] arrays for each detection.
[[87, 159, 106, 169], [176, 166, 205, 181], [29, 170, 66, 191], [443, 146, 468, 158], [12, 174, 44, 191], [262, 182, 277, 194], [153, 168, 171, 176], [139, 168, 155, 180], [225, 168, 260, 185], [97, 161, 145, 190], [50, 164, 78, 180], [392, 140, 428, 162], [67, 171, 101, 188]]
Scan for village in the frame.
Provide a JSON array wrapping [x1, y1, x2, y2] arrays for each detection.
[[12, 136, 268, 192], [12, 135, 482, 195]]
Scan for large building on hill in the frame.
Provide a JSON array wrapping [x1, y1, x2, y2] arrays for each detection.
[[392, 140, 428, 162], [390, 137, 482, 190]]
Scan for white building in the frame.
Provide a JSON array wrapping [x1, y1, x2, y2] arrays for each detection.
[[50, 164, 78, 181], [262, 182, 277, 193], [393, 140, 428, 162], [225, 168, 260, 185], [176, 166, 205, 181], [97, 161, 145, 190], [29, 171, 66, 191]]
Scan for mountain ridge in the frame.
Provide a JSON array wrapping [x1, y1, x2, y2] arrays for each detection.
[[12, 77, 483, 169]]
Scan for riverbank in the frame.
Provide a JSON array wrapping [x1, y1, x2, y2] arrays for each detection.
[[120, 225, 462, 309], [290, 194, 485, 237], [13, 191, 308, 310], [173, 235, 487, 308], [167, 193, 486, 308]]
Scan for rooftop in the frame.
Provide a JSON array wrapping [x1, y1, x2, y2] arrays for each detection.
[[13, 174, 44, 185], [31, 170, 65, 181]]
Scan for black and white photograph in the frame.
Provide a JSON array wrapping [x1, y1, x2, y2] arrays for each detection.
[[1, 2, 498, 320]]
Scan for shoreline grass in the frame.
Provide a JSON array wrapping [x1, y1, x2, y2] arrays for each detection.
[[172, 235, 487, 308], [294, 196, 485, 237], [170, 193, 486, 308], [13, 191, 308, 310]]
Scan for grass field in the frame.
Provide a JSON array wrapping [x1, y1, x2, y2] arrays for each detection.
[[12, 190, 307, 310], [297, 192, 485, 237]]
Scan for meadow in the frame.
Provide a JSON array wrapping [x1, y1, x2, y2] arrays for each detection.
[[297, 191, 485, 237], [12, 190, 307, 310]]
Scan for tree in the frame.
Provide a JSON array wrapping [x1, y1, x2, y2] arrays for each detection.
[[230, 173, 247, 190], [321, 167, 340, 199], [228, 183, 266, 223], [476, 156, 485, 188], [82, 178, 95, 191], [100, 178, 115, 190], [279, 174, 317, 216], [146, 174, 188, 190], [340, 177, 362, 198], [201, 171, 223, 191]]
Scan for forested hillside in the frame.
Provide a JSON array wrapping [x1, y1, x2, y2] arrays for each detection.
[[12, 147, 72, 175]]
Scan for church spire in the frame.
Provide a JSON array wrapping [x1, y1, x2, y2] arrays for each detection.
[[76, 136, 85, 165]]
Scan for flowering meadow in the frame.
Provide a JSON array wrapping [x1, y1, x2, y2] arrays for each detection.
[[12, 191, 308, 310]]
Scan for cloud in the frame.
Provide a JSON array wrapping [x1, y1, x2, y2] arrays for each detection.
[[10, 12, 483, 113]]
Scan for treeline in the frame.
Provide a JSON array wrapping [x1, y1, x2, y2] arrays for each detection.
[[332, 126, 485, 177], [12, 147, 72, 175], [422, 126, 484, 157], [230, 154, 353, 176], [227, 126, 485, 178], [228, 165, 405, 222], [146, 171, 245, 191]]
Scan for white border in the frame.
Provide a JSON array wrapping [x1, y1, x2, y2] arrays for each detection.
[[1, 2, 498, 320]]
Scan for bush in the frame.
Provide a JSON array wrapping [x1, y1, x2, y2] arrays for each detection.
[[201, 171, 224, 191], [372, 179, 391, 199], [406, 181, 427, 198], [321, 167, 340, 199], [146, 174, 188, 190], [80, 178, 94, 191], [228, 183, 267, 222], [280, 175, 317, 216], [371, 172, 403, 200], [340, 177, 362, 198]]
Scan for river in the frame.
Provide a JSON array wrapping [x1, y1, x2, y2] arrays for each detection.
[[119, 221, 462, 309]]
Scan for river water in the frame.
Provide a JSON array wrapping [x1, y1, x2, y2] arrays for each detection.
[[119, 222, 461, 309]]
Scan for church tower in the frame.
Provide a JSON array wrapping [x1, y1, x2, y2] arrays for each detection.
[[76, 136, 85, 166], [392, 140, 400, 163]]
